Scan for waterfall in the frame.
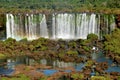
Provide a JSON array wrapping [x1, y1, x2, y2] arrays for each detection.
[[75, 13, 99, 39], [6, 14, 48, 40], [6, 14, 14, 39], [6, 13, 115, 40], [52, 13, 101, 39], [52, 13, 75, 39]]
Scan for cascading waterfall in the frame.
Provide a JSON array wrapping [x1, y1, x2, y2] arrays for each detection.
[[52, 13, 115, 39], [6, 14, 14, 39], [76, 13, 99, 39], [52, 13, 101, 39], [6, 14, 48, 40], [6, 13, 115, 40], [52, 13, 76, 39]]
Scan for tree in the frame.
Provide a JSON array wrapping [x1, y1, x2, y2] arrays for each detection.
[[104, 28, 120, 54], [107, 0, 120, 8]]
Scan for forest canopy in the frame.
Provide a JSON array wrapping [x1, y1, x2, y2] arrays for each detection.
[[0, 0, 120, 10]]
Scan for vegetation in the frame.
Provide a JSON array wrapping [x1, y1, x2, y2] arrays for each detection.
[[71, 73, 84, 79], [85, 60, 94, 67], [0, 33, 119, 80], [0, 0, 119, 79], [0, 53, 6, 59], [87, 33, 98, 42], [79, 33, 99, 53], [104, 28, 120, 55], [0, 34, 99, 61], [0, 0, 120, 14], [91, 76, 108, 80], [66, 50, 78, 55]]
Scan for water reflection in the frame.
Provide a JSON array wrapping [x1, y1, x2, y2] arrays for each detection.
[[95, 52, 120, 73], [53, 60, 75, 68], [0, 56, 85, 76], [0, 53, 119, 76]]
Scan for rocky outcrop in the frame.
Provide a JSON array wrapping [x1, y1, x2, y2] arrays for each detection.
[[115, 14, 120, 28]]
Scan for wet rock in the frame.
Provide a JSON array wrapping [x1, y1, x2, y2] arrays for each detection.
[[114, 56, 120, 64], [110, 72, 120, 76], [115, 14, 120, 28]]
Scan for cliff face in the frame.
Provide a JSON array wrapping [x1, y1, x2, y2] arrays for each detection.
[[0, 14, 5, 28], [115, 14, 120, 28], [0, 14, 6, 39]]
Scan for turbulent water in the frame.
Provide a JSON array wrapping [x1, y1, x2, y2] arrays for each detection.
[[6, 13, 115, 40]]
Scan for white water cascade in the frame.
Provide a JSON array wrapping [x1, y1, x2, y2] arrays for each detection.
[[52, 13, 76, 39], [6, 14, 48, 40], [52, 13, 100, 39], [6, 13, 115, 40]]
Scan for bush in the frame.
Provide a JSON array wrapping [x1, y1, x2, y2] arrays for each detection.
[[85, 60, 94, 67], [5, 38, 16, 43], [20, 38, 28, 42], [40, 46, 48, 51], [91, 76, 106, 80], [71, 73, 84, 79], [68, 41, 76, 48], [104, 28, 120, 54], [83, 46, 90, 52], [66, 50, 78, 55], [0, 53, 6, 59], [87, 33, 98, 41]]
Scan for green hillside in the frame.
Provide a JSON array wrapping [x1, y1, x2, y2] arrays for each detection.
[[0, 0, 120, 14]]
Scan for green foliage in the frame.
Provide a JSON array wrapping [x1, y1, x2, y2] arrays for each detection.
[[83, 46, 90, 51], [29, 45, 34, 51], [91, 76, 107, 80], [39, 76, 48, 80], [87, 33, 98, 41], [85, 60, 94, 67], [104, 28, 120, 54], [104, 34, 111, 41], [0, 0, 119, 13], [24, 66, 31, 71], [40, 46, 48, 51], [68, 41, 76, 48], [0, 53, 6, 59], [20, 38, 28, 42], [5, 37, 16, 44], [66, 50, 78, 55], [58, 53, 64, 58], [118, 76, 120, 80], [0, 14, 6, 28], [60, 44, 65, 48], [71, 73, 84, 79], [107, 0, 120, 8], [80, 39, 91, 46], [37, 37, 47, 43]]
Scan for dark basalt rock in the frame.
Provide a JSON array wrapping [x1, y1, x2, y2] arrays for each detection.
[[115, 14, 120, 28]]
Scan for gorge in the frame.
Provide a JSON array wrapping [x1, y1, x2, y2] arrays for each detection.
[[1, 0, 120, 79], [0, 12, 119, 80]]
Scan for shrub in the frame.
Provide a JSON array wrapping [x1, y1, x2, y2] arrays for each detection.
[[66, 50, 78, 55], [87, 33, 98, 41], [85, 60, 94, 67], [91, 76, 106, 80], [71, 73, 84, 79], [68, 41, 76, 48], [83, 46, 90, 52], [0, 53, 6, 59], [40, 46, 48, 51]]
